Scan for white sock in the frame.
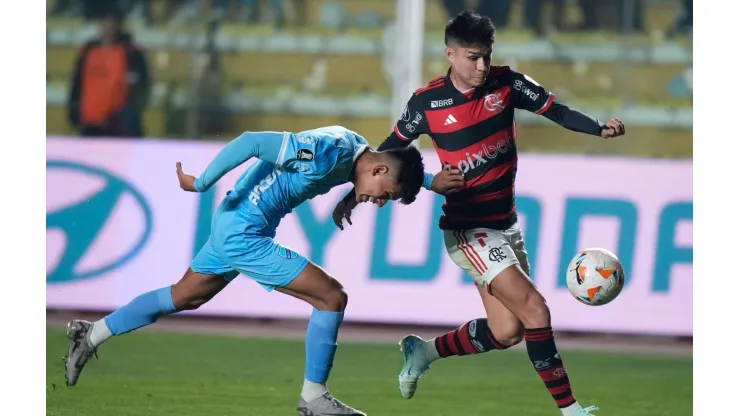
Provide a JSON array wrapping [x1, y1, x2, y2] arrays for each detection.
[[88, 319, 113, 347], [301, 379, 328, 402], [561, 402, 581, 415], [425, 339, 440, 362]]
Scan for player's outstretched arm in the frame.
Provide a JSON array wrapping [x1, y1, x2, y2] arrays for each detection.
[[540, 103, 625, 138], [509, 70, 625, 139], [192, 131, 285, 192]]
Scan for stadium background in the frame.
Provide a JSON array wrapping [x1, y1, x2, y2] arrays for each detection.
[[46, 1, 693, 415]]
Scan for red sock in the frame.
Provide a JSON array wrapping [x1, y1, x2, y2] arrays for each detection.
[[524, 327, 576, 408], [434, 318, 509, 358]]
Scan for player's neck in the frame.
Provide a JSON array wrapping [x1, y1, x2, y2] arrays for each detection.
[[449, 71, 477, 93], [350, 149, 374, 184]]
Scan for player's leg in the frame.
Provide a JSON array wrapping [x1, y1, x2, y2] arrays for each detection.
[[223, 237, 363, 415], [397, 228, 522, 399], [485, 227, 597, 415], [64, 239, 235, 386], [425, 285, 524, 359]]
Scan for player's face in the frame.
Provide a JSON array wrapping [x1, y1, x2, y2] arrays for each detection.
[[446, 44, 492, 88], [355, 165, 402, 204]]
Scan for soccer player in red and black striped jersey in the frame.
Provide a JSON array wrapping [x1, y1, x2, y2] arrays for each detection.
[[333, 10, 625, 416]]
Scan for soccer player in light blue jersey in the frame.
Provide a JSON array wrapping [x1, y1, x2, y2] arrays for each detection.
[[63, 125, 465, 415]]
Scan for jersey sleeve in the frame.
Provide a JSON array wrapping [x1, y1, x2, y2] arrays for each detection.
[[194, 131, 284, 192], [509, 70, 556, 115], [276, 127, 367, 179], [392, 94, 430, 142]]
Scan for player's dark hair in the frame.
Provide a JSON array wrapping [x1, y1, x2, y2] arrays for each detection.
[[444, 10, 495, 47], [385, 146, 426, 205]]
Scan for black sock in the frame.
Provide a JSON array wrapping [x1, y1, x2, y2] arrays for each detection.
[[434, 318, 510, 358], [524, 327, 577, 409]]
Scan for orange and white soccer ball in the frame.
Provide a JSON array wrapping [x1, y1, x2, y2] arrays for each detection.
[[565, 248, 625, 306]]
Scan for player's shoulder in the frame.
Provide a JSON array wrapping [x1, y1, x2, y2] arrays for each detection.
[[489, 66, 540, 86], [406, 75, 453, 111], [296, 125, 366, 161], [413, 75, 447, 96], [486, 65, 517, 83]]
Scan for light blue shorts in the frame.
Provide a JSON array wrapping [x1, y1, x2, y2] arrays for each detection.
[[190, 200, 308, 291]]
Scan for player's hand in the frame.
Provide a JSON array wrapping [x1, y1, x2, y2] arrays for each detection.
[[332, 198, 358, 230], [431, 164, 465, 195], [601, 117, 626, 138], [176, 162, 198, 192]]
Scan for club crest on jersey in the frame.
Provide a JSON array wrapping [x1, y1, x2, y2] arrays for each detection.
[[483, 92, 506, 114], [296, 149, 314, 161]]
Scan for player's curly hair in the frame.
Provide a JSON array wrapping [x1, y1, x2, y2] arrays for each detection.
[[385, 146, 426, 205], [445, 10, 495, 47]]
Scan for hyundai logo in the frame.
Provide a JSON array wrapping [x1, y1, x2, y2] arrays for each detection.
[[46, 161, 153, 283]]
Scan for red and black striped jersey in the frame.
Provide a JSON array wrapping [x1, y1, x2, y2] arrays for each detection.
[[391, 66, 556, 231]]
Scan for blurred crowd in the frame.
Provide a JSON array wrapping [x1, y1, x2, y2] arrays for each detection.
[[49, 0, 693, 37], [48, 0, 692, 143]]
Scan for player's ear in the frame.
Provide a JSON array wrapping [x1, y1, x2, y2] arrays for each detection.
[[444, 46, 454, 61], [372, 165, 389, 176]]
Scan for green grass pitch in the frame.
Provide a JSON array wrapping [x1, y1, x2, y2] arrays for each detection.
[[46, 328, 691, 415]]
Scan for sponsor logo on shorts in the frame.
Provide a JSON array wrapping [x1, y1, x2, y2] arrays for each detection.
[[278, 246, 298, 259], [46, 161, 153, 284], [489, 247, 507, 263]]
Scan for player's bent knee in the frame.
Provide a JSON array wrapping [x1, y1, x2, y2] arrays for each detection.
[[316, 287, 348, 312], [519, 293, 551, 329], [491, 323, 524, 347]]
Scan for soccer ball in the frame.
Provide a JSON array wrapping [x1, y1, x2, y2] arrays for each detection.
[[565, 248, 625, 306]]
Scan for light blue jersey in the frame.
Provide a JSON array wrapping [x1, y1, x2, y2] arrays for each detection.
[[189, 126, 371, 290], [194, 125, 369, 229]]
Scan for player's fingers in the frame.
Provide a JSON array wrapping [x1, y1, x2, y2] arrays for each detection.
[[445, 171, 464, 180], [333, 214, 344, 230]]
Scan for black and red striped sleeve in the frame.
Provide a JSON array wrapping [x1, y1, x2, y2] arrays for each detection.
[[510, 70, 604, 136], [388, 93, 430, 145], [510, 70, 555, 114]]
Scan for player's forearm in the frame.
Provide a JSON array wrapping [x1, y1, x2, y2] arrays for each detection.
[[541, 102, 605, 136], [377, 133, 411, 151], [194, 131, 282, 191]]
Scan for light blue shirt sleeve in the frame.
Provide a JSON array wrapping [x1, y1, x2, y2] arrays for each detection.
[[278, 126, 368, 180], [423, 172, 434, 190], [194, 131, 285, 192]]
